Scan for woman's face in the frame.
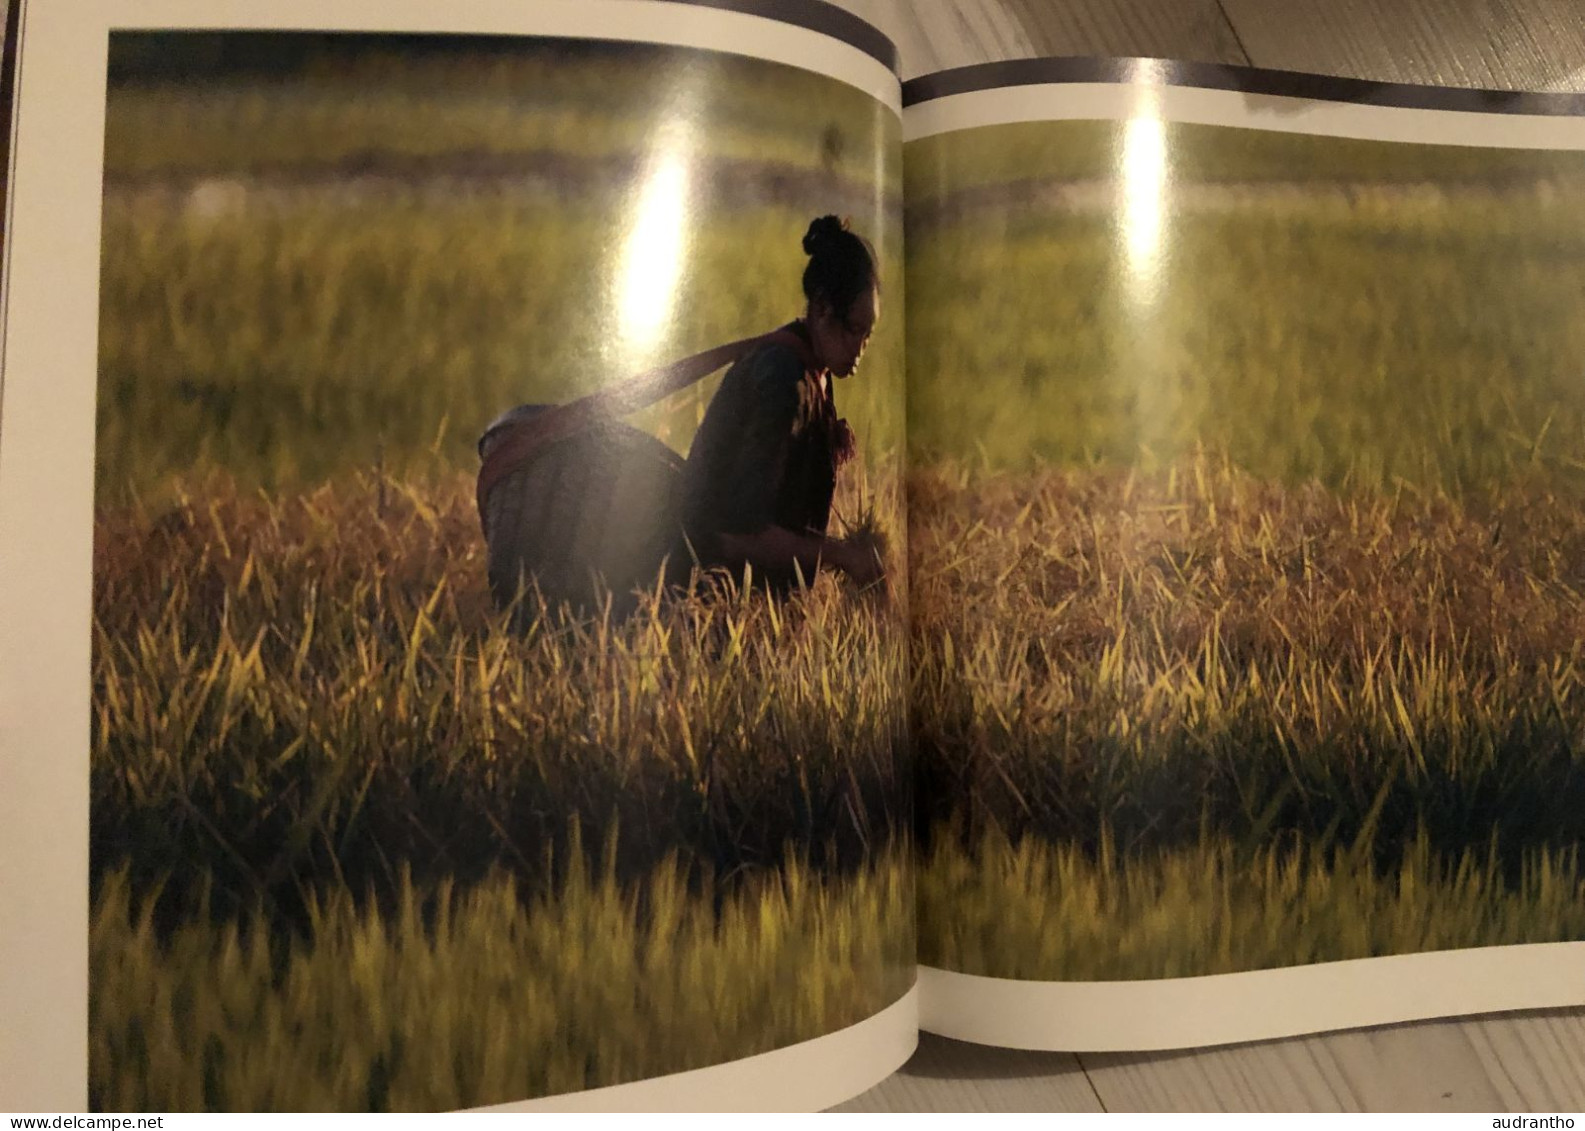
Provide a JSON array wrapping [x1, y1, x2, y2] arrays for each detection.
[[810, 285, 878, 379]]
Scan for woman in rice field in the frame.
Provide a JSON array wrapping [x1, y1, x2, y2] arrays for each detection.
[[476, 214, 884, 617], [676, 214, 884, 594]]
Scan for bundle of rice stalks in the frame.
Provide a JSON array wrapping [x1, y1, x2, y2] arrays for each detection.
[[835, 498, 891, 593]]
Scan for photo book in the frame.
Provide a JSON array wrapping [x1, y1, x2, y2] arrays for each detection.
[[3, 0, 1584, 1112]]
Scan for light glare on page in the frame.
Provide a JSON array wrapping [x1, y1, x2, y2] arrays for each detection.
[[1118, 95, 1170, 451], [617, 123, 693, 372], [1121, 100, 1168, 305]]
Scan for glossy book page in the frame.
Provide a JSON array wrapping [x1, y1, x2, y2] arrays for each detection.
[[0, 0, 914, 1111], [902, 58, 1585, 1049]]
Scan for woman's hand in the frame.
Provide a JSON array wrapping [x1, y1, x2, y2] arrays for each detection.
[[837, 540, 886, 588], [719, 526, 885, 590], [832, 418, 857, 467]]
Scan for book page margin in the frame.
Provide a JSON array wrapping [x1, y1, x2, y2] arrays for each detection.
[[921, 949, 1585, 1051], [903, 74, 1585, 147]]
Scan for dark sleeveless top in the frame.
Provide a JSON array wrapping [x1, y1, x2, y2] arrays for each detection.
[[676, 320, 840, 591]]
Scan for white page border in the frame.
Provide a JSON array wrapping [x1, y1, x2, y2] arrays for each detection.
[[921, 949, 1585, 1051], [0, 0, 903, 1111], [904, 81, 1585, 148]]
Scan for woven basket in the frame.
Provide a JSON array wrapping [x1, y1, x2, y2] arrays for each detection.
[[479, 405, 685, 619]]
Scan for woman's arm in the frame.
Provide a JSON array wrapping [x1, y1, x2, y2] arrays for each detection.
[[719, 525, 883, 587], [700, 347, 883, 588]]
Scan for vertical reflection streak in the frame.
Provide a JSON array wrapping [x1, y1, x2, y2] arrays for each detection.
[[615, 99, 696, 375], [1121, 98, 1167, 311], [1117, 89, 1172, 459]]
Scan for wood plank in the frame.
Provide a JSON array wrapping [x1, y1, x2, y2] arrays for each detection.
[[1220, 0, 1585, 91], [1001, 0, 1251, 67], [834, 1033, 1104, 1112], [1081, 1008, 1585, 1112], [1081, 1036, 1368, 1112], [830, 0, 1038, 78], [1463, 1009, 1585, 1109]]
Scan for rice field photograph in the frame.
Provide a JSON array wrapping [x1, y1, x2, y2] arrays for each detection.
[[90, 31, 910, 1111], [904, 116, 1585, 981]]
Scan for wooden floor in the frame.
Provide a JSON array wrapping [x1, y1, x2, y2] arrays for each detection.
[[828, 0, 1585, 1113]]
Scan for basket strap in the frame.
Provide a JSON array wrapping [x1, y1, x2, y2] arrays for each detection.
[[476, 324, 816, 527]]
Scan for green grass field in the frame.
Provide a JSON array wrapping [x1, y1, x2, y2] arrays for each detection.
[[904, 118, 1585, 204], [905, 120, 1585, 979], [921, 826, 1584, 980], [92, 38, 910, 1110], [106, 35, 890, 183], [907, 128, 1585, 492], [94, 845, 912, 1110], [90, 469, 912, 1109], [98, 198, 903, 500], [99, 33, 904, 503]]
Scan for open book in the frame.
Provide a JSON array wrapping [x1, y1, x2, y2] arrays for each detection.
[[3, 0, 1584, 1113]]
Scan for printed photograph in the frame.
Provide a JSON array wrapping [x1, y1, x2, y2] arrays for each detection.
[[90, 31, 909, 1110], [906, 116, 1585, 980]]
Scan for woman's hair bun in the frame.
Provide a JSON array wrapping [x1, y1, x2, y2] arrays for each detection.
[[802, 214, 847, 256], [800, 213, 878, 317]]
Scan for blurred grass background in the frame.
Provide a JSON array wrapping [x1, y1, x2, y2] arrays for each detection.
[[99, 33, 904, 502], [906, 120, 1585, 494]]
